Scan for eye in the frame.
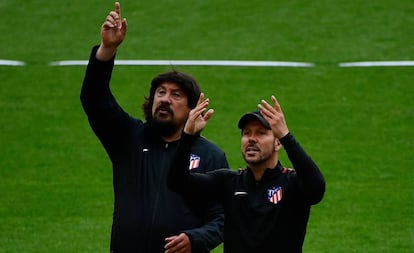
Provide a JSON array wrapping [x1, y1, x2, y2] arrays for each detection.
[[258, 129, 268, 135], [156, 88, 166, 96], [173, 91, 182, 97], [171, 90, 185, 100]]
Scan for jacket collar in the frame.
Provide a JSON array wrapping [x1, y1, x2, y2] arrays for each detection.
[[245, 162, 284, 183]]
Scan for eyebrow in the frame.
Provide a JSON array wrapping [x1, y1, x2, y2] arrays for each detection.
[[157, 84, 183, 92]]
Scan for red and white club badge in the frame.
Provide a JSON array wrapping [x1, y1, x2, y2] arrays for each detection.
[[267, 186, 283, 204]]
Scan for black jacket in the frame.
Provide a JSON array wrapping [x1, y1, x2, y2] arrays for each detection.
[[80, 46, 228, 253], [168, 133, 326, 253]]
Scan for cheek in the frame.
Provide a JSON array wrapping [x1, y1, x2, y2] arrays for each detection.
[[172, 100, 185, 109], [152, 96, 165, 109], [175, 99, 190, 110], [152, 97, 160, 107], [151, 102, 157, 114], [240, 137, 248, 149], [173, 104, 191, 119]]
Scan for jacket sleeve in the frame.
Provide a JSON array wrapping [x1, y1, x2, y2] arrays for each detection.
[[168, 133, 226, 200], [168, 133, 227, 252], [167, 133, 195, 193], [183, 206, 224, 252], [280, 133, 326, 205], [80, 46, 140, 158]]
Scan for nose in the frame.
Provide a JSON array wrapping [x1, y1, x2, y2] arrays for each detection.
[[159, 93, 172, 104], [248, 135, 258, 143]]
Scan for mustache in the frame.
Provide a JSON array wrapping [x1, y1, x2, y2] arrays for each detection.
[[245, 144, 260, 151], [155, 104, 173, 115]]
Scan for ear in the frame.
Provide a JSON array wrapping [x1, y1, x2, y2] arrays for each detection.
[[274, 139, 282, 151]]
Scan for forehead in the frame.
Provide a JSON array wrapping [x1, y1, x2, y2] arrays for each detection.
[[156, 82, 183, 91]]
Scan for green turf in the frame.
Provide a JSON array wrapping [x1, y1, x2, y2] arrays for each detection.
[[1, 0, 413, 252]]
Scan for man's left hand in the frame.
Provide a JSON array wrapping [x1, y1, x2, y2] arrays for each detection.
[[164, 233, 191, 253]]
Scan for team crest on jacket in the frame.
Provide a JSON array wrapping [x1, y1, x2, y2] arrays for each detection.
[[267, 186, 283, 204], [188, 154, 201, 170]]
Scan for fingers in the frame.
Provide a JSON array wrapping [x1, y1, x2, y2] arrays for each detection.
[[271, 95, 282, 112], [193, 93, 209, 115], [115, 2, 121, 18], [164, 236, 176, 249], [103, 12, 120, 28], [190, 102, 214, 123], [102, 2, 123, 29], [258, 95, 289, 138], [258, 96, 281, 124], [164, 234, 191, 253], [197, 92, 205, 105], [114, 2, 123, 28], [258, 99, 275, 120], [121, 18, 128, 35], [258, 95, 282, 116], [184, 93, 213, 135], [203, 109, 214, 121]]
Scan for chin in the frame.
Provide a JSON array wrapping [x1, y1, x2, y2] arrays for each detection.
[[151, 119, 179, 136], [154, 113, 171, 120], [156, 118, 171, 124], [243, 156, 259, 164]]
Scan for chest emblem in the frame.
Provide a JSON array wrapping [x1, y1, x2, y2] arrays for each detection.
[[188, 153, 201, 170], [267, 186, 283, 204]]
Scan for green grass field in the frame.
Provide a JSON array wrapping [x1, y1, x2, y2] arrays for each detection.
[[1, 0, 413, 252]]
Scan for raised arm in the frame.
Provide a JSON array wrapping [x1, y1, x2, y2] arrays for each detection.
[[167, 93, 214, 193], [166, 94, 227, 252], [259, 96, 325, 204], [80, 2, 135, 157]]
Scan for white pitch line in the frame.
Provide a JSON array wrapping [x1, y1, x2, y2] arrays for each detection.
[[45, 60, 414, 68], [49, 60, 88, 66], [49, 60, 315, 67], [0, 60, 25, 66], [339, 61, 414, 67], [115, 60, 315, 67]]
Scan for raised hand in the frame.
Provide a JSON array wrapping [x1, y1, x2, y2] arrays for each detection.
[[258, 95, 290, 139], [184, 93, 214, 135], [96, 2, 128, 61]]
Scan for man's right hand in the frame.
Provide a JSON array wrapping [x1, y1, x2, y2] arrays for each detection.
[[184, 93, 214, 135], [96, 2, 127, 61]]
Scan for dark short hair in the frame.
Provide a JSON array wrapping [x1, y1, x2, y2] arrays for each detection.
[[142, 70, 201, 121]]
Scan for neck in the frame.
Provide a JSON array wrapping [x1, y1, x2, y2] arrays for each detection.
[[161, 132, 181, 142], [248, 156, 278, 181], [160, 126, 184, 142], [249, 167, 267, 181]]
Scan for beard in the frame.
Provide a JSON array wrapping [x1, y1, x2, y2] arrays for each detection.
[[150, 118, 180, 138], [242, 147, 272, 166], [243, 153, 265, 165], [151, 104, 180, 137]]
